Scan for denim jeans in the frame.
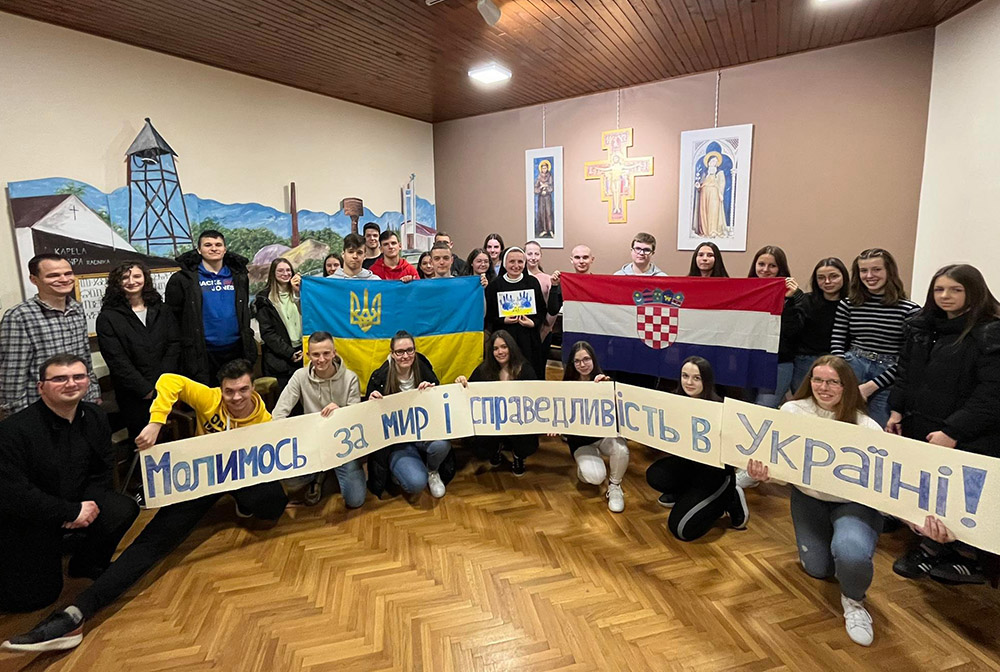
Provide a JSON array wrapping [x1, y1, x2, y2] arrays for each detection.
[[791, 354, 819, 395], [389, 440, 452, 494], [334, 459, 367, 509], [789, 488, 883, 601], [843, 352, 891, 428], [755, 361, 795, 408]]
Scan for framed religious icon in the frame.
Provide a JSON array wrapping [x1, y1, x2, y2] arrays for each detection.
[[525, 146, 564, 248], [677, 124, 754, 252]]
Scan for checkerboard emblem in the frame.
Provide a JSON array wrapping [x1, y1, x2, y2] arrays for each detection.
[[632, 288, 684, 350], [636, 304, 679, 349]]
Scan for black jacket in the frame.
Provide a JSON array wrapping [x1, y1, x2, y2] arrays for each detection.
[[889, 313, 1000, 457], [778, 290, 806, 362], [365, 353, 456, 496], [253, 291, 301, 378], [164, 250, 256, 384], [96, 301, 180, 399], [0, 401, 115, 529]]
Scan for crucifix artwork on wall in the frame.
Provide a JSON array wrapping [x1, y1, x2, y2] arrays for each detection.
[[584, 128, 653, 224]]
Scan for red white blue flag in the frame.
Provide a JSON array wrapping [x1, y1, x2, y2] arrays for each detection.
[[561, 275, 787, 388]]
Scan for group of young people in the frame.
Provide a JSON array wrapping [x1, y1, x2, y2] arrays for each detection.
[[0, 225, 997, 653]]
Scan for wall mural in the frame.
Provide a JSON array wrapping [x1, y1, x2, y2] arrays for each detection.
[[5, 119, 436, 334]]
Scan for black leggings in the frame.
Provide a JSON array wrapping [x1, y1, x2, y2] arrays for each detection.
[[0, 489, 139, 613], [646, 456, 734, 542], [469, 434, 539, 460], [74, 481, 286, 619]]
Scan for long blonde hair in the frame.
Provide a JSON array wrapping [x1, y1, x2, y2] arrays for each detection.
[[266, 257, 296, 306]]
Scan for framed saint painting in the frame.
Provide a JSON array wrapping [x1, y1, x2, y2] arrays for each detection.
[[677, 124, 753, 252], [525, 146, 564, 248]]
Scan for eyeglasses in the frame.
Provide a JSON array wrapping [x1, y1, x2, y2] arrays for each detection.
[[42, 373, 89, 385], [811, 377, 842, 388], [392, 347, 416, 357], [632, 247, 653, 256], [573, 356, 593, 365]]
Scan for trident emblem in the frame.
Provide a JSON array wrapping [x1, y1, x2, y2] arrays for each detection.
[[350, 289, 382, 333]]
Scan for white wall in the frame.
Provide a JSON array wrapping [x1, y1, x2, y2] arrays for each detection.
[[913, 0, 1000, 295], [0, 14, 435, 309]]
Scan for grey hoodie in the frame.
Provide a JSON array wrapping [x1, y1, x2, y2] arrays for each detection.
[[272, 357, 361, 418], [614, 262, 667, 276], [332, 267, 379, 280]]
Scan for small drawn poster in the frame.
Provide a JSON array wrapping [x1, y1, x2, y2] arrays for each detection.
[[497, 289, 537, 318]]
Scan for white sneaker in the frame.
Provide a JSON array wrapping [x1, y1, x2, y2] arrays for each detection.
[[606, 482, 625, 513], [841, 594, 874, 646], [427, 470, 446, 498], [735, 469, 759, 490]]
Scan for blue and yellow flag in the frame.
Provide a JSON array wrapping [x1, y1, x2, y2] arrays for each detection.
[[301, 276, 485, 393]]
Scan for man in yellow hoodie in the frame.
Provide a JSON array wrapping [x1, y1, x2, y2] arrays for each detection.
[[2, 359, 287, 653]]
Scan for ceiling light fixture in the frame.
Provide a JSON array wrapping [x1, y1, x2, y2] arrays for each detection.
[[468, 62, 512, 84], [477, 0, 501, 26]]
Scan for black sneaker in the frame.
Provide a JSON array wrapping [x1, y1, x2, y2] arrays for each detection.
[[657, 493, 676, 508], [303, 480, 322, 506], [489, 448, 504, 468], [929, 556, 986, 585], [727, 484, 749, 530], [892, 545, 941, 579], [1, 608, 84, 652], [511, 456, 526, 477]]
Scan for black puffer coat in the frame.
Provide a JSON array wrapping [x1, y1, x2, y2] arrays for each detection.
[[365, 353, 457, 496], [164, 250, 256, 384], [888, 313, 1000, 457]]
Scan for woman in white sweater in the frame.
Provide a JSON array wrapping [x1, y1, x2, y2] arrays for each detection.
[[747, 354, 883, 648], [272, 331, 363, 508]]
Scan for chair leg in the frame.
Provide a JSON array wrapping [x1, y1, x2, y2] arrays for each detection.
[[120, 452, 140, 494]]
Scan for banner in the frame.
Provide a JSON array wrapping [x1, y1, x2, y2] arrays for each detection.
[[140, 384, 1000, 554], [466, 381, 618, 437], [616, 383, 724, 468], [142, 385, 473, 508], [561, 275, 785, 388], [300, 275, 484, 393], [720, 399, 998, 553]]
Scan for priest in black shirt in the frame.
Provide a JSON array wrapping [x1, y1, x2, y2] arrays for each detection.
[[0, 354, 139, 615]]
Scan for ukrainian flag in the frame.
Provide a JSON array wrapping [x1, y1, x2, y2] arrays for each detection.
[[301, 276, 485, 393]]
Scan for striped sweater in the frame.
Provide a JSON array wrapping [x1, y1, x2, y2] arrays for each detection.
[[830, 295, 920, 389]]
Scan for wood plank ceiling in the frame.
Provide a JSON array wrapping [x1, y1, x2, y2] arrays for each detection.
[[2, 0, 981, 122]]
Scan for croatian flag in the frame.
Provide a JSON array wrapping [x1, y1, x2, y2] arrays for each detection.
[[561, 275, 787, 388]]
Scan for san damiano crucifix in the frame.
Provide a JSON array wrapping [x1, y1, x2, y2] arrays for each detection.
[[584, 128, 654, 224]]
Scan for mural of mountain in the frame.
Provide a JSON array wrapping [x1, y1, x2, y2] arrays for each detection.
[[8, 177, 437, 241]]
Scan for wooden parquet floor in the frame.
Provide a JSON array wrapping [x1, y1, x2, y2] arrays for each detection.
[[3, 406, 1000, 670]]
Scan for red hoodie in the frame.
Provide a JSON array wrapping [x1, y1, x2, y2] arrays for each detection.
[[370, 256, 420, 280]]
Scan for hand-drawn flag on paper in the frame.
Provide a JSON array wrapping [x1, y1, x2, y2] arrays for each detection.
[[301, 275, 485, 393], [561, 275, 786, 388]]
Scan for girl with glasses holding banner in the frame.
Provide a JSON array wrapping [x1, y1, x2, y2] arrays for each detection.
[[887, 264, 1000, 586], [646, 356, 747, 538], [366, 331, 454, 499], [561, 342, 630, 512], [456, 330, 539, 477], [747, 355, 883, 647]]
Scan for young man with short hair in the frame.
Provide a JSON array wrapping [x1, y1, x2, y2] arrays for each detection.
[[0, 254, 99, 414], [272, 332, 364, 507], [369, 231, 419, 282], [434, 231, 467, 276], [429, 242, 456, 279], [361, 222, 382, 270], [2, 359, 287, 653], [333, 233, 379, 280], [614, 232, 667, 276], [0, 355, 139, 617], [165, 230, 256, 385]]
